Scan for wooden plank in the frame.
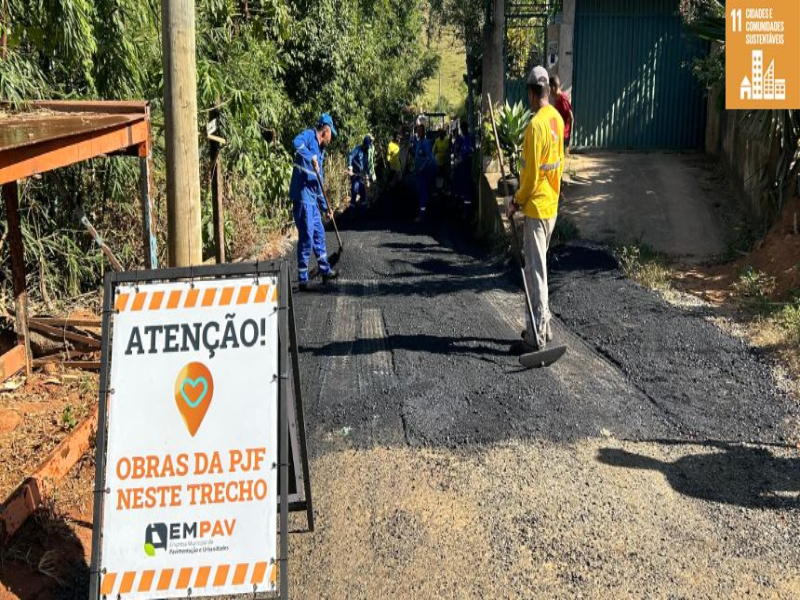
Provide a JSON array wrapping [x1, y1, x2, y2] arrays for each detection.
[[0, 120, 149, 185], [210, 107, 226, 265], [31, 357, 100, 370], [0, 345, 26, 382], [27, 319, 101, 349], [0, 409, 97, 545], [139, 155, 158, 269], [2, 181, 31, 375], [29, 317, 101, 328]]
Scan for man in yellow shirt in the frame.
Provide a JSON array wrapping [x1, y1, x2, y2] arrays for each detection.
[[507, 65, 564, 354], [387, 133, 401, 186]]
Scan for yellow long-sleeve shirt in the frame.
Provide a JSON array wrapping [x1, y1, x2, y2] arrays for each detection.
[[387, 141, 401, 171], [433, 136, 451, 167], [514, 104, 564, 220]]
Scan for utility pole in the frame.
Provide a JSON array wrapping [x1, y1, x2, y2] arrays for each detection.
[[162, 0, 203, 267]]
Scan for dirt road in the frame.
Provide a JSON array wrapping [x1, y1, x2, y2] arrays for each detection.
[[286, 202, 800, 598]]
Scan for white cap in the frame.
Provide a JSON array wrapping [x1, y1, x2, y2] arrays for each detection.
[[527, 65, 549, 87]]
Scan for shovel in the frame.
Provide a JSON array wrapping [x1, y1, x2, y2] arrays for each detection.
[[487, 94, 566, 369], [313, 162, 344, 266]]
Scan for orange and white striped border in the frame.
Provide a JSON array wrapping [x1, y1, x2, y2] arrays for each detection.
[[115, 283, 278, 313], [100, 562, 277, 596]]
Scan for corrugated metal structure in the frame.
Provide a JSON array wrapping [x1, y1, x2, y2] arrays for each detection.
[[572, 0, 708, 149]]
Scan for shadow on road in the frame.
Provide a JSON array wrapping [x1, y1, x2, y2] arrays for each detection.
[[597, 442, 800, 509], [307, 333, 511, 359]]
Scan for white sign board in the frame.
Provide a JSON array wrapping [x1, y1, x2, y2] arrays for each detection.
[[98, 277, 279, 598]]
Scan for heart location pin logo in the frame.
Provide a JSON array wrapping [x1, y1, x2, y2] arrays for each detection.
[[174, 362, 214, 437]]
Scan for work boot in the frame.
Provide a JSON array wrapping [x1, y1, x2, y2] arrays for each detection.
[[321, 269, 339, 284], [509, 338, 539, 356], [298, 281, 309, 292]]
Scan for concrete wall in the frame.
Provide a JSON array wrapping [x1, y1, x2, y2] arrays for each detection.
[[547, 0, 575, 96], [705, 86, 776, 224]]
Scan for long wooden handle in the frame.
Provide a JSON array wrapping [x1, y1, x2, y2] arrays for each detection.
[[487, 94, 538, 338], [313, 163, 343, 249]]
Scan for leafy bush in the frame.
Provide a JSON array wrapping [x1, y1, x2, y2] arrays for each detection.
[[732, 267, 776, 301], [618, 244, 673, 291], [495, 101, 531, 177]]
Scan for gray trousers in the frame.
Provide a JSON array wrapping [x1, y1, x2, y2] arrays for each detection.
[[523, 215, 557, 348]]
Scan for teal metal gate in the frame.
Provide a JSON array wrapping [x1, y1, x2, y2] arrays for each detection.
[[572, 0, 708, 149], [504, 1, 560, 108]]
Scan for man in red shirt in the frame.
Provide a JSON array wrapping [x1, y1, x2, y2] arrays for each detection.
[[550, 75, 573, 152]]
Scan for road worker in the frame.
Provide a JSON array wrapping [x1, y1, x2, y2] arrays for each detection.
[[506, 66, 564, 353], [289, 113, 339, 291], [387, 133, 402, 185], [433, 128, 451, 199], [347, 135, 375, 212], [413, 122, 435, 222], [454, 120, 474, 215], [550, 74, 574, 153]]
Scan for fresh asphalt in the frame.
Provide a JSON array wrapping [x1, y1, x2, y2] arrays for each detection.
[[292, 192, 798, 454]]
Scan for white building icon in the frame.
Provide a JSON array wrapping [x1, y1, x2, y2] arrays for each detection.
[[741, 49, 786, 101]]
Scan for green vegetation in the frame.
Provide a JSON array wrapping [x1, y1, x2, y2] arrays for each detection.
[[419, 30, 467, 114], [495, 101, 532, 176], [551, 215, 580, 247], [0, 0, 436, 303], [60, 405, 77, 432], [775, 299, 800, 342], [617, 243, 673, 291], [731, 267, 776, 306]]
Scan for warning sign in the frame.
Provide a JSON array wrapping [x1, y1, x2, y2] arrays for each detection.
[[726, 0, 800, 109], [95, 277, 280, 598]]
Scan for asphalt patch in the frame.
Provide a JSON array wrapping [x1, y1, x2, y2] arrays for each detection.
[[549, 241, 798, 444]]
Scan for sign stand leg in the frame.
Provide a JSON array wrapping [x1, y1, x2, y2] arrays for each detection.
[[278, 263, 290, 600], [89, 274, 115, 600], [288, 285, 314, 532]]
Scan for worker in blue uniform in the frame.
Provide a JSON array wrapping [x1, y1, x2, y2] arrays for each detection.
[[347, 135, 375, 212], [289, 113, 339, 290], [413, 122, 435, 222], [454, 120, 475, 217]]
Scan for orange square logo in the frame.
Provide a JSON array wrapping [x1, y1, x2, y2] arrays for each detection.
[[726, 0, 800, 109]]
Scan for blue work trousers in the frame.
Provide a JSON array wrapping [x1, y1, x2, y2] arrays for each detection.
[[350, 176, 367, 209], [416, 171, 431, 213], [293, 201, 331, 283]]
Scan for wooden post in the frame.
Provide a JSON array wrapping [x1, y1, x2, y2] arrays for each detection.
[[209, 108, 226, 264], [2, 181, 31, 375], [161, 0, 203, 267], [138, 156, 158, 269]]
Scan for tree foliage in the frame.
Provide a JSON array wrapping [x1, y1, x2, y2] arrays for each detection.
[[0, 0, 435, 302]]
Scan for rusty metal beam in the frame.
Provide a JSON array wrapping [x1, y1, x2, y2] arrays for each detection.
[[21, 100, 148, 116], [32, 357, 101, 370], [2, 182, 31, 375], [0, 119, 149, 185], [29, 317, 101, 328], [28, 319, 102, 349], [0, 409, 98, 545], [0, 345, 26, 382]]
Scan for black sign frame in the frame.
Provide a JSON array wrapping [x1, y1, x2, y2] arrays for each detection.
[[88, 260, 312, 600]]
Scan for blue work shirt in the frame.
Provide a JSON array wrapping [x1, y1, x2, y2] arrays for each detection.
[[348, 144, 373, 177], [456, 133, 474, 162], [414, 137, 434, 174], [289, 129, 327, 209]]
